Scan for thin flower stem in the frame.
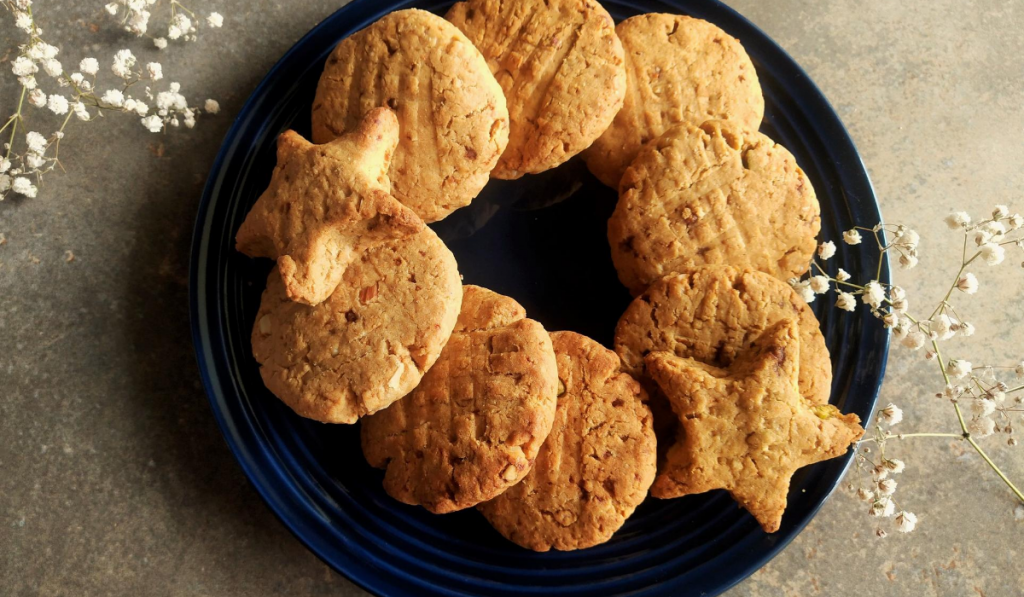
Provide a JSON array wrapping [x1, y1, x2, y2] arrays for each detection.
[[5, 85, 26, 161], [858, 432, 963, 444], [964, 435, 1024, 503]]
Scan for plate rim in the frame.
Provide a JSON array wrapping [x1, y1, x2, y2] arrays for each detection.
[[188, 1, 892, 595]]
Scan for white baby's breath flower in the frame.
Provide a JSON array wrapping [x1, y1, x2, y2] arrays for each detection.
[[0, 158, 10, 174], [111, 49, 136, 79], [183, 109, 196, 129], [69, 72, 84, 85], [153, 37, 168, 50], [140, 115, 163, 133], [871, 497, 896, 518], [933, 314, 956, 340], [895, 511, 917, 533], [12, 177, 37, 198], [969, 416, 996, 438], [946, 359, 972, 379], [993, 205, 1010, 218], [836, 268, 851, 282], [882, 312, 899, 328], [128, 10, 150, 35], [42, 58, 62, 78], [877, 403, 903, 426], [101, 89, 125, 107], [14, 11, 32, 32], [79, 57, 99, 75], [876, 478, 897, 496], [809, 275, 830, 294], [207, 12, 224, 28], [818, 241, 836, 260], [46, 94, 69, 115], [991, 390, 1006, 403], [1009, 214, 1024, 230], [895, 228, 920, 248], [843, 229, 863, 245], [899, 253, 918, 269], [862, 281, 885, 308], [891, 318, 910, 340], [133, 101, 149, 116], [25, 153, 44, 169], [980, 221, 1006, 240], [18, 74, 37, 89], [104, 2, 118, 15], [28, 88, 47, 108], [836, 291, 856, 312], [884, 459, 905, 474], [980, 243, 1005, 265], [12, 55, 38, 77], [146, 62, 163, 81], [857, 487, 874, 502], [959, 321, 975, 337], [25, 131, 46, 154], [902, 330, 926, 350], [971, 399, 996, 417], [204, 98, 220, 114], [73, 101, 90, 121], [956, 272, 978, 294]]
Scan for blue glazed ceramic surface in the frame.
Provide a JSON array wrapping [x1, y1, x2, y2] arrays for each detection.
[[189, 1, 890, 595]]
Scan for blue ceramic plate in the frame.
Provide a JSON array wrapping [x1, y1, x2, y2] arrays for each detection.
[[189, 1, 890, 595]]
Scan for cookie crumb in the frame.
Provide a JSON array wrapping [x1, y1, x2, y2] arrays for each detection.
[[64, 250, 75, 263]]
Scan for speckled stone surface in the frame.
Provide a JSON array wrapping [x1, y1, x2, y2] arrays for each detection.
[[2, 1, 1023, 596]]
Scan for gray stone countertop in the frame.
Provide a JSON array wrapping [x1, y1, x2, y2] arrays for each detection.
[[2, 1, 1022, 595]]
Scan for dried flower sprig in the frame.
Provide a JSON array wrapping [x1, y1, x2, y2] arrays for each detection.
[[1, 0, 223, 200], [103, 0, 223, 49], [792, 206, 1024, 535]]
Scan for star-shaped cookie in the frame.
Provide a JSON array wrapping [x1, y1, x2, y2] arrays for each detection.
[[236, 107, 423, 306], [644, 318, 863, 533]]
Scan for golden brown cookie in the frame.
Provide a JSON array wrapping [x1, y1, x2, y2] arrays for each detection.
[[582, 14, 764, 188], [312, 8, 510, 223], [446, 0, 626, 179], [609, 120, 820, 294], [478, 331, 656, 551], [236, 108, 423, 306], [361, 285, 559, 514], [251, 228, 461, 424], [614, 266, 832, 406], [644, 319, 863, 532]]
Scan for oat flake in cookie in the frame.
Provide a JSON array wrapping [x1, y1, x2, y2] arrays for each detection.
[[478, 331, 656, 551], [361, 285, 559, 514], [446, 0, 626, 179], [609, 120, 820, 295], [251, 228, 461, 424], [582, 13, 764, 188], [312, 8, 509, 223]]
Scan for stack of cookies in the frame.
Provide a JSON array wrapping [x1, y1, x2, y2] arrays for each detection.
[[235, 1, 863, 551]]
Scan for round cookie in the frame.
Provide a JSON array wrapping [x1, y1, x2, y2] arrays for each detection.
[[361, 286, 559, 514], [251, 228, 462, 424], [312, 8, 510, 223], [446, 0, 626, 179], [614, 266, 832, 406], [582, 13, 764, 188], [478, 331, 656, 552], [609, 120, 820, 295]]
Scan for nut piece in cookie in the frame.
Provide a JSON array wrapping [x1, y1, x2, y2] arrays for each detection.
[[361, 285, 559, 514], [236, 108, 423, 306], [609, 120, 820, 294], [312, 8, 510, 222], [251, 228, 462, 424], [446, 0, 626, 179], [644, 319, 863, 533], [614, 266, 832, 407], [478, 331, 656, 551], [582, 13, 764, 188]]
